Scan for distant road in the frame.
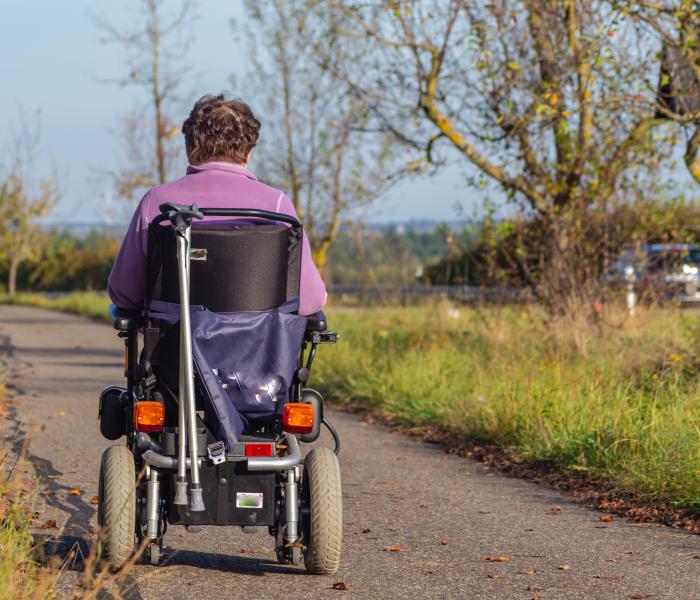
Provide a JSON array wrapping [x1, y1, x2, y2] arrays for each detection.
[[1, 305, 698, 599]]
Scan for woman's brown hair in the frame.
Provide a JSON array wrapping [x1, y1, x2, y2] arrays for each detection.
[[182, 95, 261, 165]]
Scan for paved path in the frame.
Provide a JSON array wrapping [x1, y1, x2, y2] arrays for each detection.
[[0, 305, 698, 599]]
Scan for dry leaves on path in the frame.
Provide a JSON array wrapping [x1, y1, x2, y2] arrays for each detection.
[[599, 514, 615, 522], [90, 495, 98, 505], [383, 545, 408, 552], [439, 538, 448, 545], [558, 564, 571, 571], [69, 488, 80, 495], [40, 519, 57, 529], [483, 556, 509, 562], [331, 582, 350, 591]]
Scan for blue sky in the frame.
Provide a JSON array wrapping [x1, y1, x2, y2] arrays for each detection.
[[0, 0, 475, 225]]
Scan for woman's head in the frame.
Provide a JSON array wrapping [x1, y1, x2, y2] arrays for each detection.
[[182, 95, 261, 165]]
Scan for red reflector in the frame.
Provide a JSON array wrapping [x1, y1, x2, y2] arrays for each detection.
[[244, 443, 274, 457]]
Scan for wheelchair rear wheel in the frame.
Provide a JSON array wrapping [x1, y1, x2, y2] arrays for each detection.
[[301, 447, 342, 575], [98, 446, 136, 569]]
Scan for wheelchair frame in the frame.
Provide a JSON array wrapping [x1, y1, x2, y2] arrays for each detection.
[[99, 203, 341, 572]]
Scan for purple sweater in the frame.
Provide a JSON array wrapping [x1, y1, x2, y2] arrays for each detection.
[[107, 162, 327, 316]]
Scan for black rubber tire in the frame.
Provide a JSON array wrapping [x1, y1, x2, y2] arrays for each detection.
[[302, 447, 342, 575], [98, 446, 136, 569]]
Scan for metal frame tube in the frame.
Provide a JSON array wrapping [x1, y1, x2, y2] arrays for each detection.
[[176, 228, 205, 511], [246, 432, 302, 471], [146, 469, 160, 540], [142, 449, 201, 469], [173, 239, 189, 506], [284, 468, 299, 545]]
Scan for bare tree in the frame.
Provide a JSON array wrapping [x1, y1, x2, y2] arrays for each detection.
[[314, 1, 676, 318], [95, 0, 195, 205], [621, 1, 700, 184], [0, 120, 59, 296], [240, 0, 395, 270]]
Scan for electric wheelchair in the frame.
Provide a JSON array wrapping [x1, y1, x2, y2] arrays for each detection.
[[98, 203, 342, 574]]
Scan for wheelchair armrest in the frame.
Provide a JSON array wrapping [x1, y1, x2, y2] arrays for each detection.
[[305, 311, 327, 333], [109, 304, 144, 332]]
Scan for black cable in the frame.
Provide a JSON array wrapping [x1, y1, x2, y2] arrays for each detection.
[[322, 417, 340, 455]]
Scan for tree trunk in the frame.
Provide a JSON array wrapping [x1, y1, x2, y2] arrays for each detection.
[[8, 256, 20, 297]]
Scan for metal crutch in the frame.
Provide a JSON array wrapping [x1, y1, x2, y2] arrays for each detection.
[[175, 214, 205, 511], [173, 233, 189, 506]]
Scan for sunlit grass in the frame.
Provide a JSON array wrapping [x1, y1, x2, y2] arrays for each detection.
[[313, 305, 700, 511], [0, 293, 111, 323]]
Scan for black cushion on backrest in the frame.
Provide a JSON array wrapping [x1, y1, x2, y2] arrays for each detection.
[[146, 220, 302, 312]]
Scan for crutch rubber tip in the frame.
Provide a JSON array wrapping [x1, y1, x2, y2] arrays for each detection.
[[173, 479, 188, 505], [188, 484, 205, 512]]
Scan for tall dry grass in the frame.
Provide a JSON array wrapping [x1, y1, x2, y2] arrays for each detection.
[[315, 304, 700, 511]]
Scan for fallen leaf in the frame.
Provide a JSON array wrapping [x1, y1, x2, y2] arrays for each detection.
[[518, 568, 536, 576], [90, 496, 99, 505], [548, 505, 563, 515], [383, 545, 408, 552], [47, 475, 62, 479], [360, 528, 371, 534], [41, 519, 57, 529], [599, 515, 614, 522], [439, 538, 448, 545], [628, 595, 656, 600], [527, 585, 542, 592], [483, 556, 509, 562], [423, 571, 433, 575], [487, 573, 504, 579], [558, 564, 571, 571], [594, 575, 624, 580], [69, 488, 81, 495], [331, 582, 350, 591]]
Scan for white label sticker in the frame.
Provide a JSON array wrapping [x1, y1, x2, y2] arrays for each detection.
[[236, 492, 264, 509]]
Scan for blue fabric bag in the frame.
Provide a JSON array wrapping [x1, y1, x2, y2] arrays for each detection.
[[146, 299, 307, 449]]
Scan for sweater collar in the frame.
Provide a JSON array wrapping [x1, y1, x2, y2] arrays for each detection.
[[186, 161, 257, 181]]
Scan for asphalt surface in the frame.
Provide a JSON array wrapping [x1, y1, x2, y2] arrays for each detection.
[[0, 304, 698, 600]]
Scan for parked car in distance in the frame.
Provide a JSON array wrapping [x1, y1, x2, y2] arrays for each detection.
[[606, 244, 700, 304]]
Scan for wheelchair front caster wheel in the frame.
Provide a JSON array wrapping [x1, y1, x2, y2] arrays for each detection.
[[145, 543, 161, 566], [97, 446, 136, 570], [301, 447, 343, 575]]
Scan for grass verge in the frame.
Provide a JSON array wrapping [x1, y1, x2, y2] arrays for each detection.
[[3, 293, 698, 521], [0, 293, 111, 323], [312, 305, 700, 519], [0, 376, 55, 599]]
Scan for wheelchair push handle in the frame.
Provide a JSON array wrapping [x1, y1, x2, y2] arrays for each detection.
[[154, 203, 302, 229], [158, 202, 204, 233]]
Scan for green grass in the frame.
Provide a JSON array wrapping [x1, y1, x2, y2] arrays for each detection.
[[4, 292, 698, 511], [312, 305, 700, 512], [0, 376, 55, 599], [1, 292, 111, 323]]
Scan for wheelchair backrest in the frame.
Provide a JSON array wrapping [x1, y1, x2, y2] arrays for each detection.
[[146, 218, 302, 312]]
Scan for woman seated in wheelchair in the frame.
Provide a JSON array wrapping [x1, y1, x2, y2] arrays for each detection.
[[108, 94, 326, 317], [98, 95, 342, 574]]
